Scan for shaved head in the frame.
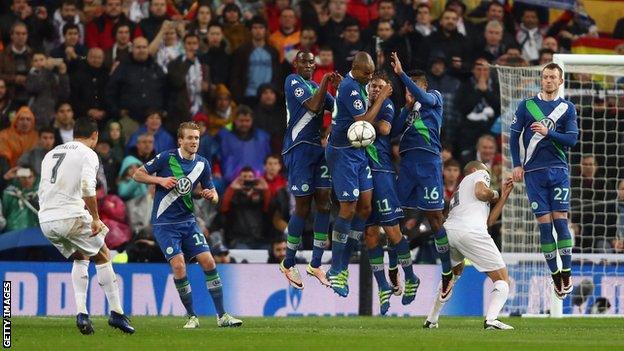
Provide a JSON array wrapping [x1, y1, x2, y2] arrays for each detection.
[[352, 51, 374, 84], [464, 160, 488, 175]]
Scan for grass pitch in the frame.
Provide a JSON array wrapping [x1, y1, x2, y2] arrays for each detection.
[[10, 316, 624, 351]]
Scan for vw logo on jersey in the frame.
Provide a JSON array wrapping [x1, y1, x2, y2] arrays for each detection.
[[175, 176, 193, 195], [541, 118, 555, 131]]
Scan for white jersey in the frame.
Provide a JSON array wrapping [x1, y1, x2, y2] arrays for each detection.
[[444, 169, 491, 234], [38, 141, 99, 223]]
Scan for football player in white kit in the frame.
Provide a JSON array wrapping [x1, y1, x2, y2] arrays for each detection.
[[423, 161, 514, 330], [38, 118, 135, 335]]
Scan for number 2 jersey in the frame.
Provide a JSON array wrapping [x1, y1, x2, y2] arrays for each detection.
[[144, 148, 214, 225], [38, 141, 100, 222], [444, 169, 492, 234]]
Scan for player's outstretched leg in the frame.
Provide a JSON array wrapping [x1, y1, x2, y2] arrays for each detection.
[[196, 252, 243, 327], [327, 214, 352, 297], [307, 191, 331, 287], [484, 269, 513, 330], [424, 264, 462, 328], [71, 257, 93, 335], [553, 214, 573, 294], [433, 228, 453, 301], [93, 249, 134, 334], [342, 215, 365, 273], [365, 226, 392, 315], [386, 243, 402, 296], [280, 212, 306, 290], [538, 219, 565, 298], [173, 276, 198, 328], [385, 224, 419, 305]]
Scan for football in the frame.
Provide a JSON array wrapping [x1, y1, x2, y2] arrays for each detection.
[[347, 120, 376, 148]]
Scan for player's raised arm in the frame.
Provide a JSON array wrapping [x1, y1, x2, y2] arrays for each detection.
[[487, 177, 513, 227], [390, 52, 437, 107]]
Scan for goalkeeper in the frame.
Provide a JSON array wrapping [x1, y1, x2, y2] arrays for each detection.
[[509, 63, 579, 299]]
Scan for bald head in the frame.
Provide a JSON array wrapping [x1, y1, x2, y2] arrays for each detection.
[[132, 37, 150, 61], [464, 161, 488, 175], [352, 52, 374, 84]]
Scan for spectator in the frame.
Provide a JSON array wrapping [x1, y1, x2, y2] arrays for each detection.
[[70, 48, 108, 125], [0, 0, 53, 51], [126, 111, 175, 154], [444, 0, 478, 42], [166, 34, 210, 132], [269, 7, 300, 64], [495, 46, 529, 67], [126, 184, 155, 234], [443, 158, 461, 203], [135, 0, 169, 42], [332, 18, 366, 75], [104, 22, 132, 69], [363, 0, 397, 43], [97, 183, 131, 250], [267, 237, 287, 263], [222, 4, 251, 53], [312, 46, 336, 97], [206, 84, 237, 136], [480, 20, 508, 63], [105, 121, 125, 163], [86, 0, 133, 50], [614, 16, 624, 39], [473, 1, 515, 47], [52, 102, 74, 145], [25, 52, 70, 126], [129, 132, 156, 163], [413, 3, 436, 38], [1, 166, 38, 232], [150, 21, 184, 73], [542, 36, 560, 53], [418, 9, 471, 77], [211, 239, 234, 264], [0, 22, 33, 106], [0, 106, 38, 167], [267, 0, 292, 33], [126, 226, 165, 262], [17, 126, 54, 177], [319, 0, 356, 49], [106, 36, 166, 131], [297, 0, 325, 34], [117, 155, 148, 201], [457, 58, 500, 153], [427, 55, 460, 142], [200, 23, 230, 86], [371, 20, 410, 69], [230, 16, 281, 106], [49, 23, 88, 69], [186, 4, 213, 54], [220, 166, 271, 249], [262, 154, 287, 201], [252, 84, 286, 153], [218, 105, 271, 183], [516, 8, 545, 63], [95, 138, 120, 194], [290, 27, 319, 64], [547, 7, 598, 52], [52, 0, 84, 47], [0, 79, 18, 130], [537, 48, 554, 65]]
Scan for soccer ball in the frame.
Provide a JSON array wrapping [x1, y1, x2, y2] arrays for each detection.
[[347, 121, 376, 148]]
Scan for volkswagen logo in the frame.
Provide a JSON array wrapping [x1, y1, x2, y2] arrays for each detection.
[[176, 177, 192, 195], [541, 118, 555, 131]]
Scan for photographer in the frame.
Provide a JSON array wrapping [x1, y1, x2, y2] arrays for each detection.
[[220, 166, 271, 249], [1, 167, 38, 232], [25, 52, 70, 126]]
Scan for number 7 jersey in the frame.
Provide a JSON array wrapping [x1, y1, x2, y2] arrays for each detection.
[[38, 141, 100, 222], [444, 169, 492, 234]]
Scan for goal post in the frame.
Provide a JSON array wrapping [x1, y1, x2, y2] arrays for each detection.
[[496, 54, 624, 317]]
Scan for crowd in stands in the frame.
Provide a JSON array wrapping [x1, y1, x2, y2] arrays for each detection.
[[0, 0, 623, 262]]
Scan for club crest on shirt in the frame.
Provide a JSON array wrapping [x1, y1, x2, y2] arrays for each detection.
[[541, 118, 555, 130], [176, 176, 193, 195]]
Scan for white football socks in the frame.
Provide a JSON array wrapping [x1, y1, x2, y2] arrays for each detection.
[[486, 280, 509, 322], [96, 261, 124, 314], [427, 296, 445, 324], [72, 260, 90, 315]]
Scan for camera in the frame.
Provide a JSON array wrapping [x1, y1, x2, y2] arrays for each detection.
[[243, 179, 258, 188]]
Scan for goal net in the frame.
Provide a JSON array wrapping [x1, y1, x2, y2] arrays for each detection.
[[496, 54, 624, 317]]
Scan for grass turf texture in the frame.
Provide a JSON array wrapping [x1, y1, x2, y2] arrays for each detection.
[[10, 316, 624, 351]]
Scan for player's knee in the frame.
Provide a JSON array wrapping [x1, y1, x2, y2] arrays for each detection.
[[339, 203, 357, 219], [294, 205, 311, 218], [364, 229, 380, 248], [170, 259, 186, 276], [358, 203, 372, 219]]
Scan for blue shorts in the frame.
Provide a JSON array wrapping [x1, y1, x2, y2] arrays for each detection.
[[524, 167, 570, 215], [367, 171, 404, 226], [153, 221, 210, 261], [397, 155, 444, 211], [283, 143, 331, 197], [326, 144, 373, 202]]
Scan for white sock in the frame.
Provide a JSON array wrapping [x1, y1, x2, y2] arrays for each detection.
[[426, 281, 446, 323], [72, 260, 90, 315], [96, 262, 124, 314], [486, 280, 509, 322]]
